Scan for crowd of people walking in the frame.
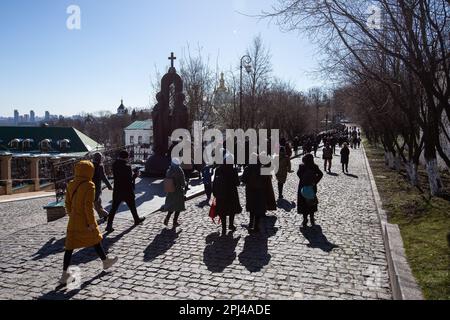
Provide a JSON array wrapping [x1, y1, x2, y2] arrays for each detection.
[[59, 125, 360, 285]]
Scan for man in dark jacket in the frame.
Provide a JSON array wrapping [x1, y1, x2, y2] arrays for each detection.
[[105, 150, 145, 233], [92, 152, 113, 221]]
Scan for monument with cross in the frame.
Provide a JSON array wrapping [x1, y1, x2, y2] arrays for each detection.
[[143, 52, 189, 177]]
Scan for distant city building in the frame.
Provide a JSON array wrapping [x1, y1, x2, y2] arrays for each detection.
[[30, 110, 35, 122], [117, 99, 128, 115], [45, 111, 50, 121], [14, 110, 19, 124]]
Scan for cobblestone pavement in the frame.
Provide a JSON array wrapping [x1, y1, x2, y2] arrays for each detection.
[[0, 197, 52, 238], [0, 146, 392, 300]]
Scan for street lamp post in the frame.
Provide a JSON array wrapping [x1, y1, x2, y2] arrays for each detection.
[[240, 55, 252, 128]]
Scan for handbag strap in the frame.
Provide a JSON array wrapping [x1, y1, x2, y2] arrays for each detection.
[[70, 181, 88, 201]]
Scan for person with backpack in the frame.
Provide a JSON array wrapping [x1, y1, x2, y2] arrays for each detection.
[[322, 143, 333, 173], [105, 150, 145, 233], [60, 160, 118, 285], [163, 158, 186, 229], [92, 152, 113, 221], [275, 147, 290, 200], [340, 143, 350, 173], [297, 154, 323, 228]]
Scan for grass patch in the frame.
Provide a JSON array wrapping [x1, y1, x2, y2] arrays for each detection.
[[364, 141, 450, 300]]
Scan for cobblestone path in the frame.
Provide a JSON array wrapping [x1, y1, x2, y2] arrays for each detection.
[[0, 146, 392, 300]]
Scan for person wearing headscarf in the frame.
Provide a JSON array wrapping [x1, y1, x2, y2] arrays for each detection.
[[163, 158, 186, 229], [297, 154, 323, 228], [60, 160, 118, 285]]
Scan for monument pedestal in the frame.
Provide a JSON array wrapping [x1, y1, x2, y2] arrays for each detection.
[[143, 153, 169, 178]]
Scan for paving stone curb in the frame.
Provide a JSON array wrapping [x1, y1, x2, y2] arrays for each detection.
[[361, 143, 424, 300]]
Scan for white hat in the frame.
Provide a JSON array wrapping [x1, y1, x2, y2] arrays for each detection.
[[171, 158, 181, 166]]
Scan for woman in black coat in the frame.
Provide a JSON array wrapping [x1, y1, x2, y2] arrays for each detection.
[[340, 143, 350, 173], [212, 156, 242, 235], [297, 154, 323, 228], [242, 161, 268, 234]]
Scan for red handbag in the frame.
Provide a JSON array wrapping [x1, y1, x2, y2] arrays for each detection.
[[208, 197, 221, 224]]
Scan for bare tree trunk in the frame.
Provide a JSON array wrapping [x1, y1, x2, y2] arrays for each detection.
[[425, 158, 444, 196], [405, 160, 419, 186]]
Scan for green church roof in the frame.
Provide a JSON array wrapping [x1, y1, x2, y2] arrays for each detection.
[[125, 120, 153, 130], [0, 126, 103, 154]]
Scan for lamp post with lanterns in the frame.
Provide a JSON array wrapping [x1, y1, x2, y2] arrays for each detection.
[[239, 55, 252, 128]]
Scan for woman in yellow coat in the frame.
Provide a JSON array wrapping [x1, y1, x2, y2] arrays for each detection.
[[60, 160, 118, 285]]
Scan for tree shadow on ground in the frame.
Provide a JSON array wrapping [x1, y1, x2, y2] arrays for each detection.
[[38, 271, 109, 300], [300, 225, 338, 253], [203, 232, 241, 273], [277, 199, 296, 212], [238, 216, 278, 273], [143, 228, 181, 262]]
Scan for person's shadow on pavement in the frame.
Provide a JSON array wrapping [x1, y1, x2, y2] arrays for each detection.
[[68, 224, 137, 265], [143, 228, 181, 262], [32, 223, 137, 263], [238, 216, 278, 273], [203, 232, 241, 273], [32, 237, 65, 261], [277, 199, 296, 212], [38, 271, 109, 300], [300, 225, 338, 253]]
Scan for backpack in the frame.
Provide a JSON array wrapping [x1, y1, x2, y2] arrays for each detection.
[[301, 185, 316, 200]]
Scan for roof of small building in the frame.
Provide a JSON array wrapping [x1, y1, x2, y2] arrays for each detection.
[[0, 126, 103, 155], [125, 120, 153, 130]]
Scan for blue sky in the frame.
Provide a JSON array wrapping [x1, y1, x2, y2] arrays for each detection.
[[0, 0, 326, 117]]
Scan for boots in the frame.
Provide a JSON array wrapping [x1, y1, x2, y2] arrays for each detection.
[[59, 270, 74, 285], [221, 214, 227, 235], [302, 214, 308, 228], [173, 212, 180, 229], [102, 256, 119, 270], [278, 183, 284, 199]]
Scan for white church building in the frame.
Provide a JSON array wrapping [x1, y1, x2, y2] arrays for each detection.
[[124, 120, 153, 162]]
